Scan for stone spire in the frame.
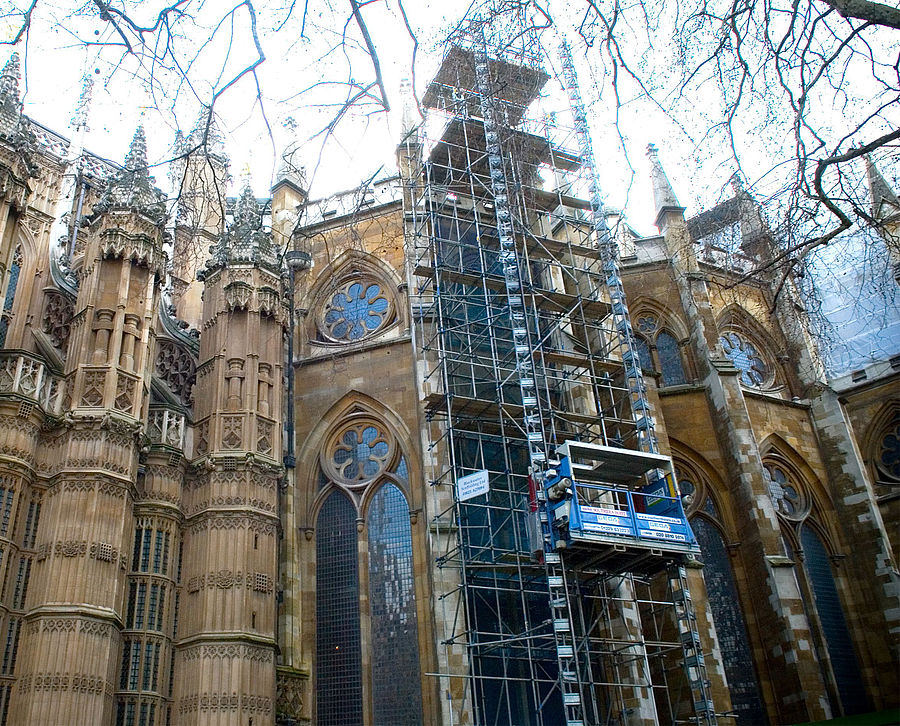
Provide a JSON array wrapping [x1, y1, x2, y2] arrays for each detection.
[[865, 154, 899, 218], [399, 76, 419, 138], [647, 143, 684, 228], [275, 117, 307, 192], [95, 125, 168, 223], [0, 53, 22, 139], [203, 179, 280, 276], [188, 105, 227, 159], [70, 74, 93, 133]]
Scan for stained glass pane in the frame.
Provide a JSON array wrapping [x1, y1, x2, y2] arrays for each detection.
[[693, 517, 768, 724], [316, 493, 363, 726], [634, 336, 653, 373], [657, 331, 686, 386], [368, 485, 424, 725], [323, 280, 390, 341], [800, 527, 868, 716], [720, 332, 768, 387]]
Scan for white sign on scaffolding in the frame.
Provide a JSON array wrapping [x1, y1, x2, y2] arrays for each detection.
[[457, 470, 490, 502]]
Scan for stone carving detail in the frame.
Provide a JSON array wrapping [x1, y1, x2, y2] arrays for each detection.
[[155, 339, 196, 405], [222, 415, 243, 450], [180, 643, 273, 663], [178, 693, 273, 715], [114, 375, 136, 412], [257, 420, 273, 456], [25, 672, 108, 694], [224, 281, 252, 311], [276, 668, 307, 722], [195, 420, 209, 457], [89, 541, 117, 562], [42, 291, 75, 350], [56, 540, 87, 557], [253, 572, 273, 593], [81, 370, 105, 407]]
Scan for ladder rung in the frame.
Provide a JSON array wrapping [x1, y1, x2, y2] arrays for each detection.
[[557, 645, 573, 658], [563, 693, 581, 706], [548, 576, 563, 587]]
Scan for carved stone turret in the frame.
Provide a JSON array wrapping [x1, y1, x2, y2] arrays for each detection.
[[10, 126, 168, 724], [174, 180, 284, 725], [170, 107, 230, 328]]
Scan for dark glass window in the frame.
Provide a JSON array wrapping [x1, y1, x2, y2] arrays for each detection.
[[0, 488, 14, 537], [634, 336, 653, 373], [316, 493, 363, 726], [656, 331, 686, 385], [800, 527, 868, 715], [0, 246, 21, 349], [368, 484, 424, 725], [693, 517, 767, 724]]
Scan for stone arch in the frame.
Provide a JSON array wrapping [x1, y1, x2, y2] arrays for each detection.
[[861, 400, 900, 489], [301, 248, 405, 347], [629, 298, 693, 384], [669, 438, 733, 532], [299, 390, 418, 525], [629, 296, 691, 341], [715, 303, 786, 390], [0, 225, 38, 348], [759, 435, 831, 505]]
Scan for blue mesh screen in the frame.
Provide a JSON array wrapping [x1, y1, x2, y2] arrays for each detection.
[[693, 517, 768, 724], [316, 493, 363, 725], [368, 484, 424, 725], [800, 527, 868, 715]]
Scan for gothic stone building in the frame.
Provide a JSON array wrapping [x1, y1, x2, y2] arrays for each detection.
[[0, 40, 897, 726]]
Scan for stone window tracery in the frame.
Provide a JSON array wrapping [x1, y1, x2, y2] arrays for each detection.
[[762, 462, 807, 520], [873, 414, 900, 488], [314, 412, 422, 724], [319, 279, 391, 343], [0, 246, 22, 348], [720, 331, 769, 387], [632, 313, 688, 386]]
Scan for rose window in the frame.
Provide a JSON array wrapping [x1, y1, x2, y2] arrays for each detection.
[[333, 424, 391, 482], [720, 332, 768, 387], [764, 464, 803, 517], [322, 281, 390, 341]]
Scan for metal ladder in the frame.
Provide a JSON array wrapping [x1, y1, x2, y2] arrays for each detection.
[[472, 31, 590, 726], [559, 41, 718, 725]]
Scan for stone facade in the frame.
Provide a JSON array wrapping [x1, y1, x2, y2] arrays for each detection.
[[0, 43, 897, 726]]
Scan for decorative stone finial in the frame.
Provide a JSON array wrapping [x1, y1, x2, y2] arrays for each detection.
[[0, 53, 21, 115], [70, 75, 94, 132], [275, 116, 307, 192], [647, 142, 684, 226], [94, 125, 168, 224], [202, 179, 280, 277]]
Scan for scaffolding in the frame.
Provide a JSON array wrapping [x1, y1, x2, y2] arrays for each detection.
[[403, 6, 716, 724]]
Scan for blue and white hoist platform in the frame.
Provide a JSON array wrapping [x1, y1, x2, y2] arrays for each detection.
[[538, 441, 699, 570]]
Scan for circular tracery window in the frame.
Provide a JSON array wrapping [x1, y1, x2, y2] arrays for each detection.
[[763, 463, 806, 519], [320, 280, 391, 342], [720, 332, 769, 387], [331, 422, 392, 483]]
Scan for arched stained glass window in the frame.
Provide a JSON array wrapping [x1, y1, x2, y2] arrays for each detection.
[[656, 331, 686, 386], [0, 246, 22, 348], [316, 492, 363, 726], [800, 527, 868, 716], [693, 517, 768, 724], [368, 485, 423, 725]]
